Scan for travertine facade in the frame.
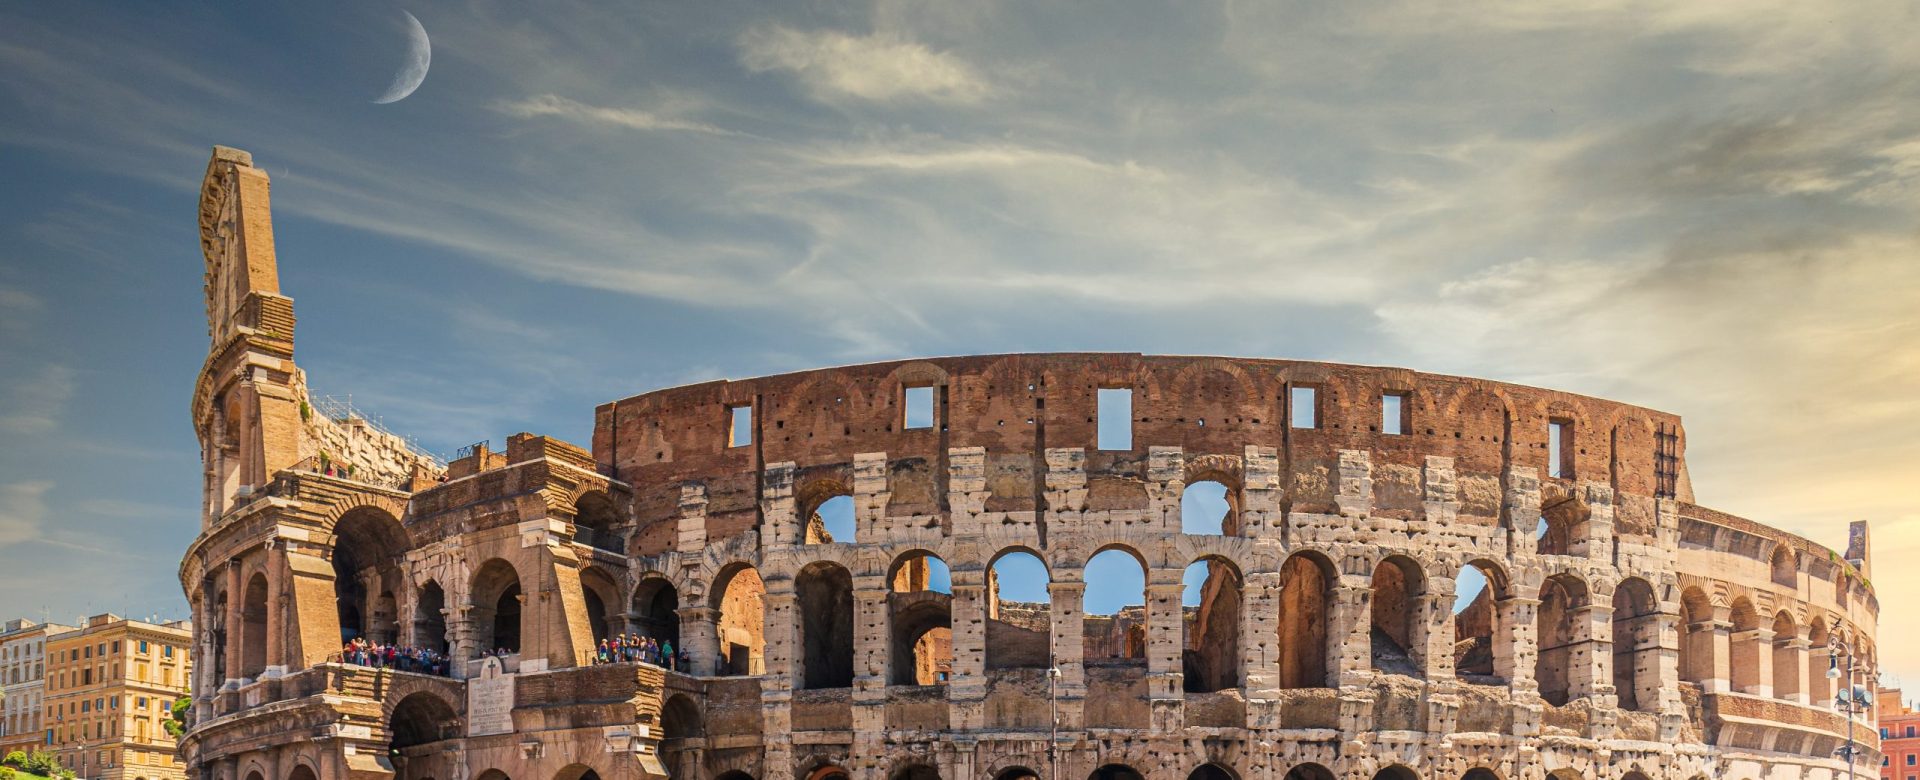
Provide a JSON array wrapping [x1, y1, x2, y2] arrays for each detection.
[[178, 147, 1881, 780]]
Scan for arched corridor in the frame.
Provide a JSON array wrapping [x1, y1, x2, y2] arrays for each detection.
[[797, 561, 855, 689]]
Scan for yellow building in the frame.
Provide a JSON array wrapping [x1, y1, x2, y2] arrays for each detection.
[[44, 615, 192, 780]]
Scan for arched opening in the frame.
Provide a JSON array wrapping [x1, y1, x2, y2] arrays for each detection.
[[1084, 548, 1147, 664], [1536, 573, 1588, 705], [388, 692, 459, 752], [986, 549, 1052, 670], [1535, 490, 1588, 557], [475, 771, 511, 780], [1277, 552, 1333, 689], [1285, 765, 1337, 780], [239, 573, 268, 678], [1373, 767, 1418, 780], [210, 588, 229, 681], [994, 769, 1042, 780], [1679, 587, 1715, 685], [1611, 577, 1659, 712], [1090, 766, 1146, 780], [889, 551, 953, 686], [660, 693, 702, 740], [1188, 765, 1239, 780], [289, 767, 318, 780], [1770, 545, 1796, 588], [1182, 557, 1242, 693], [1463, 770, 1501, 780], [1453, 560, 1511, 683], [578, 567, 622, 646], [414, 581, 449, 654], [331, 507, 410, 644], [1808, 617, 1833, 705], [805, 494, 856, 545], [805, 767, 852, 780], [552, 765, 601, 780], [1182, 480, 1236, 536], [632, 576, 682, 648], [1371, 555, 1425, 677], [890, 765, 941, 780], [571, 491, 623, 554], [1728, 597, 1762, 694], [1772, 611, 1800, 701], [713, 564, 765, 675], [796, 561, 855, 689], [470, 559, 523, 656], [715, 773, 755, 780]]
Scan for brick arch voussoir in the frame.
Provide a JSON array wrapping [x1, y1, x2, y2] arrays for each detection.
[[1173, 534, 1254, 574], [317, 493, 409, 535], [381, 676, 467, 723]]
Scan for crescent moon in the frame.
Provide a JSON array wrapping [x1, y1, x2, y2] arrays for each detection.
[[373, 11, 430, 104]]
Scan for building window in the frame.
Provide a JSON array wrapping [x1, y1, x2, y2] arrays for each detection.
[[1548, 419, 1572, 478], [1381, 392, 1408, 435], [1906, 755, 1914, 766], [1290, 386, 1318, 429], [163, 646, 173, 658], [727, 404, 752, 448], [904, 386, 935, 430], [1096, 388, 1133, 450], [138, 641, 148, 654], [1909, 725, 1916, 738]]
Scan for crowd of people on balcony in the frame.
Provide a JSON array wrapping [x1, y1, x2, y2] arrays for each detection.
[[594, 633, 682, 671], [340, 637, 453, 676]]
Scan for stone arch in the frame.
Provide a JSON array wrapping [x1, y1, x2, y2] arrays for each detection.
[[987, 547, 1052, 670], [1084, 546, 1149, 662], [1188, 764, 1239, 780], [1771, 610, 1801, 701], [1463, 770, 1501, 780], [712, 562, 765, 675], [388, 690, 460, 752], [413, 579, 449, 654], [715, 774, 756, 780], [1808, 615, 1833, 705], [239, 572, 268, 678], [1373, 767, 1419, 780], [796, 477, 855, 545], [570, 490, 623, 554], [469, 559, 524, 656], [888, 764, 941, 780], [889, 550, 953, 686], [1090, 766, 1147, 780], [1535, 483, 1591, 557], [577, 566, 623, 645], [993, 769, 1042, 780], [1183, 453, 1244, 536], [631, 574, 681, 648], [1612, 576, 1660, 712], [474, 771, 511, 780], [1284, 764, 1338, 780], [1679, 586, 1716, 685], [796, 560, 855, 689], [1536, 572, 1590, 706], [804, 765, 853, 780], [661, 692, 702, 739], [328, 504, 410, 645], [551, 765, 601, 780], [1728, 596, 1762, 694], [1370, 554, 1426, 677], [1183, 554, 1242, 692], [1770, 544, 1797, 588], [1454, 558, 1512, 683], [1277, 549, 1335, 689]]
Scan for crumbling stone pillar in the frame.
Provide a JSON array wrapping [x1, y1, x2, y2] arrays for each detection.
[[676, 483, 708, 555], [851, 574, 890, 762], [1572, 601, 1613, 702], [762, 461, 798, 546], [1241, 445, 1283, 536], [1050, 579, 1087, 731], [853, 452, 890, 539], [1332, 576, 1372, 685], [946, 565, 988, 730], [1418, 589, 1455, 680], [1145, 576, 1185, 732], [1504, 595, 1539, 693], [1147, 446, 1184, 533], [1241, 570, 1282, 729], [677, 606, 722, 677]]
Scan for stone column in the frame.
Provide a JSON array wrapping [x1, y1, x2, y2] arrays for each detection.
[[759, 585, 798, 780], [1241, 571, 1281, 729], [1503, 596, 1539, 691], [1692, 614, 1733, 693], [676, 484, 708, 556], [1418, 590, 1455, 680], [1050, 579, 1087, 731], [853, 452, 890, 539], [263, 542, 286, 677], [851, 575, 890, 756], [223, 561, 244, 688], [677, 606, 722, 677], [1145, 578, 1185, 732], [1572, 602, 1612, 702], [1240, 446, 1283, 536], [946, 565, 988, 730], [1733, 626, 1775, 697], [1775, 628, 1811, 704], [1331, 578, 1371, 685]]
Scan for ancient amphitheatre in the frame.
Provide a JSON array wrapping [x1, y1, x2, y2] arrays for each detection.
[[180, 146, 1880, 780]]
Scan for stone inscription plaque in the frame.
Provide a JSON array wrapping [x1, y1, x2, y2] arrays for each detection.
[[467, 656, 515, 736]]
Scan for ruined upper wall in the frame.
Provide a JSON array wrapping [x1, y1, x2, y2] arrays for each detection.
[[593, 354, 1694, 549]]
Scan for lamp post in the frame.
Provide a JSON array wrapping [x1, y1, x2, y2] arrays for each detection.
[[1829, 637, 1872, 780]]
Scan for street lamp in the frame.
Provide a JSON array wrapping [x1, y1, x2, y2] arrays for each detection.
[[1829, 638, 1873, 780]]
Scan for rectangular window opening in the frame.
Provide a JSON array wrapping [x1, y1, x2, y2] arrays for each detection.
[[727, 405, 753, 448], [1290, 386, 1318, 429], [1382, 393, 1406, 435], [904, 386, 935, 430], [1097, 388, 1132, 450], [1548, 419, 1572, 478]]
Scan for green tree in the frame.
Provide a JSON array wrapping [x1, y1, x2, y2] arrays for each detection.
[[0, 751, 24, 769], [165, 696, 191, 738]]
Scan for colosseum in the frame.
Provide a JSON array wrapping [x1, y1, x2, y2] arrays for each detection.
[[179, 145, 1882, 780]]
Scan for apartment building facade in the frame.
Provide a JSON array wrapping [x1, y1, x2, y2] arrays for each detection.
[[1, 619, 75, 757], [44, 615, 192, 780]]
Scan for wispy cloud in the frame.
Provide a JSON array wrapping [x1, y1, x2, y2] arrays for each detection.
[[738, 26, 989, 103], [0, 480, 52, 545], [493, 94, 744, 137], [0, 364, 74, 435]]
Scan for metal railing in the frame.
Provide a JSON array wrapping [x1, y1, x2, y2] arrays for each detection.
[[309, 394, 446, 468]]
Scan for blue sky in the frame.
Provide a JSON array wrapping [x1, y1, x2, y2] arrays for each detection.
[[3, 1, 1920, 683]]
